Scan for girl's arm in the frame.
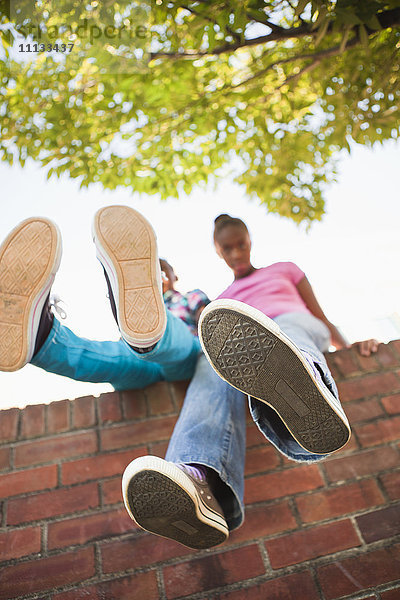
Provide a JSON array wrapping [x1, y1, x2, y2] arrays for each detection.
[[296, 276, 379, 355]]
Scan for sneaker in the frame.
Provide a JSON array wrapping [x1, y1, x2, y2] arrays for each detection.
[[122, 455, 229, 549], [0, 217, 62, 371], [92, 206, 166, 349], [198, 299, 351, 455]]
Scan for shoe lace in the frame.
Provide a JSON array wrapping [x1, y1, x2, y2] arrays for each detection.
[[50, 294, 67, 320]]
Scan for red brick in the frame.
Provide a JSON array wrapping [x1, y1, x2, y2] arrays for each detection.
[[20, 404, 45, 439], [148, 440, 169, 458], [389, 339, 400, 358], [98, 391, 122, 423], [324, 446, 399, 482], [382, 393, 400, 414], [102, 477, 122, 505], [356, 352, 380, 372], [380, 471, 400, 500], [62, 447, 146, 485], [345, 398, 383, 423], [381, 589, 400, 600], [102, 532, 192, 573], [0, 447, 10, 471], [376, 343, 399, 368], [170, 380, 190, 410], [217, 571, 319, 600], [337, 372, 400, 402], [47, 399, 69, 434], [246, 424, 268, 448], [0, 526, 41, 561], [229, 502, 296, 544], [356, 504, 400, 542], [355, 416, 400, 447], [339, 433, 359, 453], [52, 571, 159, 600], [0, 408, 19, 442], [266, 519, 360, 568], [146, 381, 174, 416], [0, 464, 57, 499], [121, 389, 147, 420], [327, 348, 361, 378], [245, 464, 324, 504], [317, 543, 400, 599], [295, 479, 384, 523], [73, 395, 96, 428], [15, 430, 98, 467], [48, 506, 133, 549], [245, 444, 280, 475], [0, 546, 95, 599], [164, 545, 265, 598], [7, 482, 99, 525], [101, 416, 177, 450]]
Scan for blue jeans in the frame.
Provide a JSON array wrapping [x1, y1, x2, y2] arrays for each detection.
[[166, 312, 338, 530], [32, 309, 201, 389], [32, 310, 339, 531]]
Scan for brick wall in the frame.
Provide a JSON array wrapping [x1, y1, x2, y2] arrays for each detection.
[[0, 342, 400, 600]]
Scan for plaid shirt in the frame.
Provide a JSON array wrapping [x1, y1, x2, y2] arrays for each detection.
[[163, 289, 210, 335]]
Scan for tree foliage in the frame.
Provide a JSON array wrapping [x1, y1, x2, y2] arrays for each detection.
[[0, 1, 399, 223]]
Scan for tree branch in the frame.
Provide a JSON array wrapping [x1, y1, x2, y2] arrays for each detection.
[[150, 7, 400, 60], [229, 36, 359, 91], [143, 32, 362, 139], [150, 23, 310, 59]]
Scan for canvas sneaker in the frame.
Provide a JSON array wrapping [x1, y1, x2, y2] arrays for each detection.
[[92, 205, 166, 349], [198, 299, 351, 455], [0, 217, 62, 371], [122, 455, 229, 549]]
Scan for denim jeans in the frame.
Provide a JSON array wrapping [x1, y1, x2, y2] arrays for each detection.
[[31, 309, 201, 389], [166, 312, 338, 530], [32, 310, 340, 531]]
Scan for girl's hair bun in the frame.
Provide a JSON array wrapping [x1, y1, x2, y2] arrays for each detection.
[[214, 213, 233, 224], [213, 213, 248, 240]]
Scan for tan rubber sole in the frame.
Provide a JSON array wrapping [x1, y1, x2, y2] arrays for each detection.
[[93, 205, 166, 347], [0, 218, 62, 371]]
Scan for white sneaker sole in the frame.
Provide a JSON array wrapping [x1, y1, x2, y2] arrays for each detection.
[[199, 299, 351, 455], [93, 206, 166, 348], [0, 218, 62, 371], [122, 455, 229, 549]]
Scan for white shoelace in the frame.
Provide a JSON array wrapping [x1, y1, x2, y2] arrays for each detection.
[[50, 294, 67, 320]]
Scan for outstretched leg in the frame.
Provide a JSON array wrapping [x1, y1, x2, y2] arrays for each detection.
[[122, 354, 247, 548], [31, 317, 164, 390], [0, 216, 163, 388], [92, 205, 202, 380]]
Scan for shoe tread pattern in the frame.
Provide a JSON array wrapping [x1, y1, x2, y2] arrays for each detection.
[[97, 207, 163, 339], [128, 471, 226, 549], [0, 221, 54, 370], [201, 309, 349, 454], [98, 208, 151, 261]]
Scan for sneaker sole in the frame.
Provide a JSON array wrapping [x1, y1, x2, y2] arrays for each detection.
[[199, 299, 351, 455], [93, 206, 166, 348], [0, 218, 62, 371], [122, 456, 229, 549]]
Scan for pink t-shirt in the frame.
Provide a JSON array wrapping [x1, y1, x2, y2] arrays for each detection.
[[217, 262, 310, 318]]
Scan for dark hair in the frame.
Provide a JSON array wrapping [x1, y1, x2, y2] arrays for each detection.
[[213, 213, 249, 242]]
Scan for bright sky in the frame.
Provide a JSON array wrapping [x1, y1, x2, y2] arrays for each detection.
[[0, 140, 399, 408]]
